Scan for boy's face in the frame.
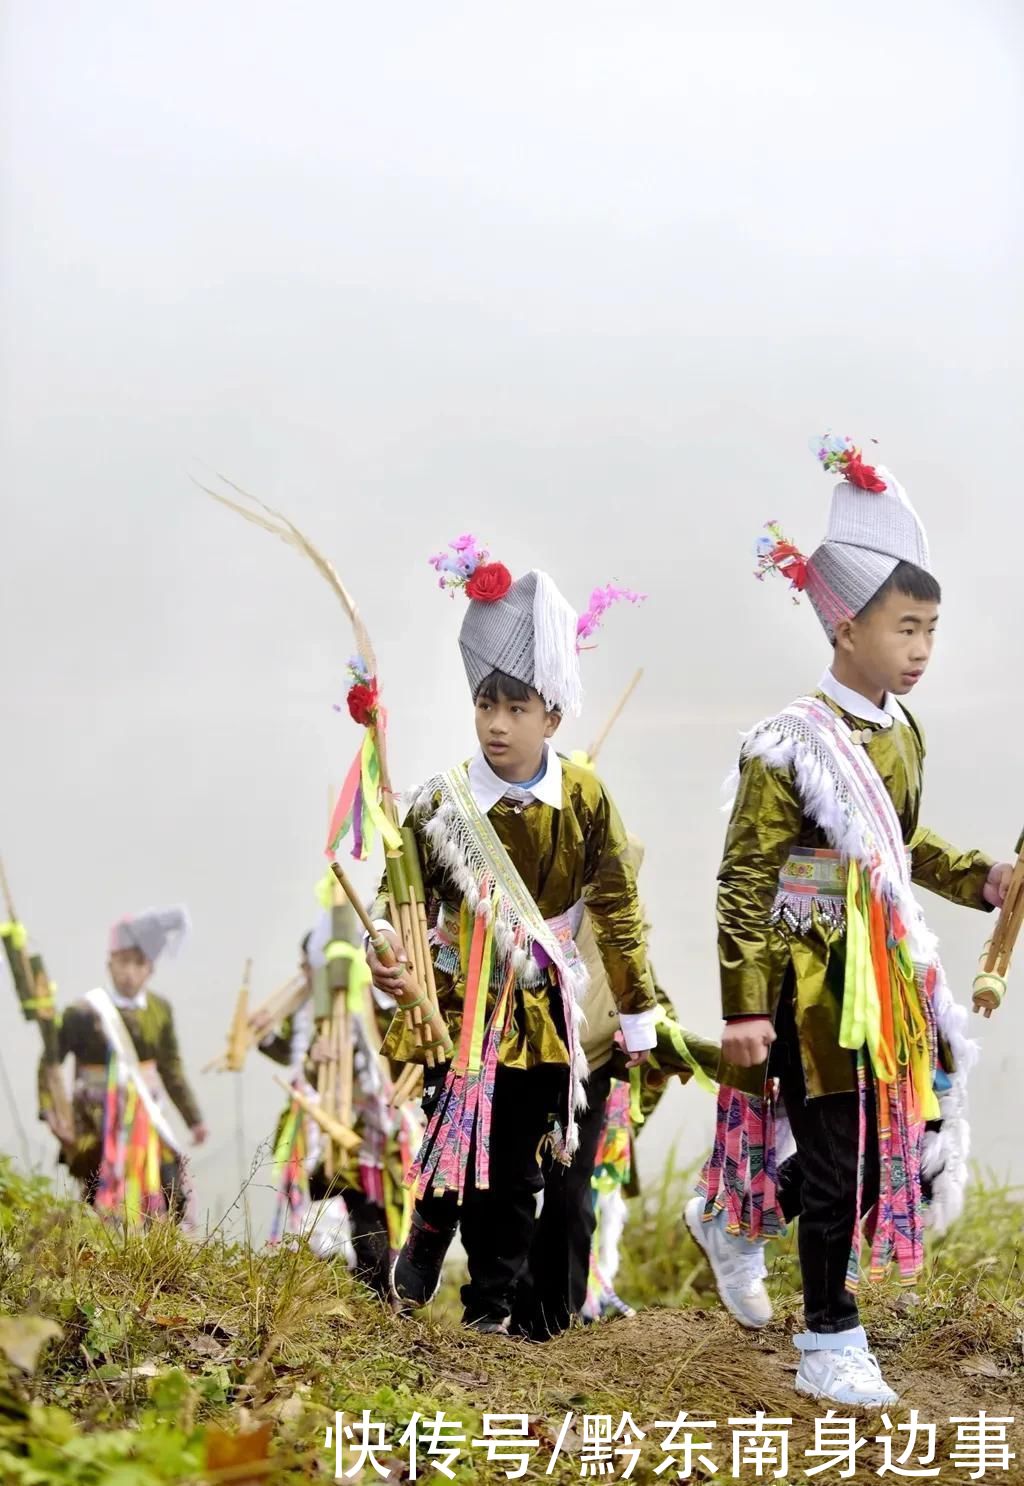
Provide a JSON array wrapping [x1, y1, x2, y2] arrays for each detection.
[[474, 685, 561, 782], [837, 589, 939, 698], [108, 947, 153, 997]]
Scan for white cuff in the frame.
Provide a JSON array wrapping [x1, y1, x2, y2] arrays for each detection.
[[362, 918, 395, 949], [619, 1008, 658, 1053]]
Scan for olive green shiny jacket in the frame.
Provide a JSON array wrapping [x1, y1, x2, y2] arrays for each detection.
[[718, 695, 993, 1097], [380, 757, 656, 1069], [38, 991, 202, 1171]]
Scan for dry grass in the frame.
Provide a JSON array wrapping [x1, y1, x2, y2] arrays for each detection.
[[0, 1159, 1020, 1483]]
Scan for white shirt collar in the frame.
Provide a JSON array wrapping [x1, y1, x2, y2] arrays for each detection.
[[818, 670, 904, 729], [110, 988, 148, 1012], [467, 745, 563, 813]]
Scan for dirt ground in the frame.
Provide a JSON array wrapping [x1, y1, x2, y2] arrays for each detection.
[[388, 1300, 1024, 1483]]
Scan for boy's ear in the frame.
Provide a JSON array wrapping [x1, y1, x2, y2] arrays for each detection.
[[833, 616, 856, 654], [544, 711, 562, 739]]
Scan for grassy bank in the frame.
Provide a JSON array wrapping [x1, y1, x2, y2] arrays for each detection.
[[0, 1157, 1020, 1483]]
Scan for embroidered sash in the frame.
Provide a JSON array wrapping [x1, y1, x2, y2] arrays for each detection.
[[83, 989, 180, 1153], [406, 765, 590, 1201]]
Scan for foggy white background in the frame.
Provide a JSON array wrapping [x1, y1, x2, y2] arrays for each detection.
[[1, 1, 1021, 1232]]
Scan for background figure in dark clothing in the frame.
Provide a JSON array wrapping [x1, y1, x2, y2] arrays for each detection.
[[509, 833, 721, 1343], [510, 1063, 612, 1340]]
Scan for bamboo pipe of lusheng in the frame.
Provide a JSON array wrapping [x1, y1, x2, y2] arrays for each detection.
[[0, 857, 74, 1142], [227, 959, 253, 1071], [386, 852, 434, 1068], [369, 715, 442, 1072], [320, 989, 344, 1183], [390, 1063, 423, 1109], [320, 1034, 337, 1181], [393, 831, 449, 1071], [201, 971, 307, 1074], [273, 1076, 361, 1153], [329, 861, 452, 1062], [328, 854, 356, 1139], [402, 825, 444, 1028], [335, 989, 353, 1131], [973, 826, 1024, 1018], [317, 788, 351, 1180]]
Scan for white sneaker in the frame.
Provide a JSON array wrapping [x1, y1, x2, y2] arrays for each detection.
[[684, 1196, 772, 1329], [795, 1344, 899, 1408]]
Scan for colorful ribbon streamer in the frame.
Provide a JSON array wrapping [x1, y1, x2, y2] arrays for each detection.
[[268, 1095, 311, 1246], [94, 1057, 167, 1229], [326, 726, 403, 861]]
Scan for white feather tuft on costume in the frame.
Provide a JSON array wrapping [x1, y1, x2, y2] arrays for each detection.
[[922, 1080, 971, 1236], [303, 1197, 356, 1264], [595, 1187, 628, 1288]]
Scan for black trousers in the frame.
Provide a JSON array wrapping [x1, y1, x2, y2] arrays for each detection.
[[344, 1190, 391, 1299], [309, 1168, 392, 1299], [772, 990, 879, 1335], [415, 1063, 568, 1325], [510, 1063, 614, 1341]]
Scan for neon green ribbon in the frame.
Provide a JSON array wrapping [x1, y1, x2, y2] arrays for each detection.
[[650, 1005, 718, 1095], [145, 1120, 160, 1199], [324, 939, 372, 1011], [841, 860, 870, 1051], [362, 727, 403, 854], [272, 1102, 302, 1173], [456, 898, 496, 1075], [22, 987, 57, 1012], [628, 1064, 644, 1126], [840, 861, 887, 1079], [0, 921, 28, 951]]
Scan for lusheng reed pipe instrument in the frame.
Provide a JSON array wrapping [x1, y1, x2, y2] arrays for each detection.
[[973, 825, 1024, 1018], [202, 969, 308, 1074], [329, 860, 452, 1061], [0, 856, 74, 1142], [198, 476, 450, 1067]]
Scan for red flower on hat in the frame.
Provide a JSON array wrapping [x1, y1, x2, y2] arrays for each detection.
[[755, 522, 808, 599], [347, 678, 379, 726], [843, 453, 887, 493], [770, 541, 808, 590], [465, 562, 512, 603]]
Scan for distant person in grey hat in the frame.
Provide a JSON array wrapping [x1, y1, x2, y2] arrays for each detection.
[[39, 905, 207, 1226], [687, 434, 1012, 1409]]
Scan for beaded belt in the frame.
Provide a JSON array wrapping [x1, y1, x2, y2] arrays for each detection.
[[773, 848, 910, 934], [431, 900, 584, 983], [75, 1059, 160, 1099]]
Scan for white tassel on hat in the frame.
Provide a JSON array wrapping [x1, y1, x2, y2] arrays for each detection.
[[531, 569, 583, 716]]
